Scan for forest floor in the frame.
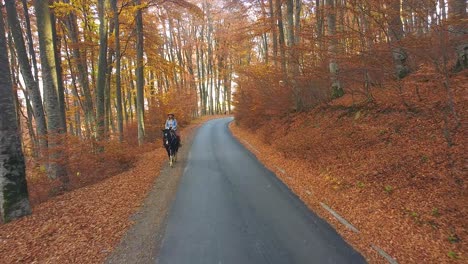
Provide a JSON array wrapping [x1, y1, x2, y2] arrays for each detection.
[[0, 115, 220, 264], [230, 71, 467, 263]]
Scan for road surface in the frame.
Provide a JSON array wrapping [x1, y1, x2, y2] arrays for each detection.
[[157, 118, 366, 264]]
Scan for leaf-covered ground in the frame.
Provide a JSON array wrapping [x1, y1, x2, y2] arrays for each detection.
[[230, 72, 467, 263], [0, 116, 219, 264]]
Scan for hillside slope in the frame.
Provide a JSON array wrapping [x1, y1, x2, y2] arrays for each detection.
[[231, 70, 467, 263]]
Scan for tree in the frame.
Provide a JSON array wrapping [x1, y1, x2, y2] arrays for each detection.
[[268, 0, 278, 65], [5, 0, 48, 152], [96, 0, 110, 141], [286, 0, 302, 110], [34, 0, 68, 182], [21, 0, 39, 83], [62, 0, 95, 137], [50, 4, 67, 132], [387, 0, 410, 79], [112, 0, 124, 142], [326, 0, 343, 98], [448, 0, 467, 71], [276, 0, 287, 74], [135, 0, 146, 145], [0, 8, 31, 223]]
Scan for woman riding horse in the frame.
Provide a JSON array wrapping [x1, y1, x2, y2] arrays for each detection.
[[165, 113, 181, 146]]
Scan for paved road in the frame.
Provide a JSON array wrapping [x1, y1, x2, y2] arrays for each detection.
[[157, 118, 366, 264]]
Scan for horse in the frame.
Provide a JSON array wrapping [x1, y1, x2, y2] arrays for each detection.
[[162, 128, 179, 167]]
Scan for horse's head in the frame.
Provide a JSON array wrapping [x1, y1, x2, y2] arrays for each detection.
[[162, 129, 175, 145]]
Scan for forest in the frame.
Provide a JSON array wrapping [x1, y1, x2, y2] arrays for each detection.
[[0, 0, 466, 263]]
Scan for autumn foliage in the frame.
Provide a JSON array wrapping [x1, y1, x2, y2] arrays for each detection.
[[233, 62, 467, 262]]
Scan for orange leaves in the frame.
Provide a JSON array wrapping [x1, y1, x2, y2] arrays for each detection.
[[0, 115, 221, 263], [234, 65, 294, 127], [230, 70, 467, 263], [0, 141, 166, 263]]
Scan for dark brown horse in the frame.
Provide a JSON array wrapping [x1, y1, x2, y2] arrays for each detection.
[[162, 128, 180, 167]]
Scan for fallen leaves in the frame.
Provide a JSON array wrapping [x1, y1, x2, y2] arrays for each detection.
[[230, 71, 467, 263], [0, 115, 221, 264]]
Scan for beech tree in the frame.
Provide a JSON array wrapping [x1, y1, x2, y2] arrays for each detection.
[[326, 0, 343, 98], [96, 0, 110, 141], [5, 1, 48, 152], [34, 0, 68, 182], [448, 0, 467, 71], [0, 8, 31, 223], [135, 0, 146, 145]]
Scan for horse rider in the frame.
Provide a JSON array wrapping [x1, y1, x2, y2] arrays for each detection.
[[165, 113, 181, 146]]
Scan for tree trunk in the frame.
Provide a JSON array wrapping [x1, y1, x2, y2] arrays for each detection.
[[135, 0, 145, 145], [63, 36, 83, 138], [112, 0, 124, 142], [448, 0, 467, 71], [294, 0, 301, 44], [258, 0, 269, 64], [105, 27, 115, 138], [50, 8, 67, 132], [388, 0, 410, 79], [96, 0, 109, 141], [34, 0, 68, 182], [127, 61, 135, 122], [286, 0, 302, 110], [276, 0, 287, 75], [0, 9, 32, 223], [316, 0, 324, 62], [268, 0, 278, 65], [439, 0, 447, 21], [5, 1, 48, 152], [21, 0, 39, 83], [63, 0, 95, 137], [326, 0, 343, 98]]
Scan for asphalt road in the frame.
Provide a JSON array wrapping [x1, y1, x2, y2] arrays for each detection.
[[157, 118, 366, 264]]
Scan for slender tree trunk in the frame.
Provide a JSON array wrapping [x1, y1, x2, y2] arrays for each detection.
[[105, 26, 115, 138], [227, 62, 232, 113], [196, 41, 205, 115], [5, 1, 48, 152], [6, 33, 36, 153], [388, 0, 410, 79], [112, 0, 124, 142], [268, 0, 278, 65], [326, 0, 343, 98], [448, 0, 467, 71], [276, 0, 287, 74], [34, 0, 68, 182], [259, 0, 269, 64], [65, 44, 83, 138], [21, 0, 39, 83], [316, 0, 324, 63], [286, 0, 302, 110], [135, 0, 145, 145], [127, 62, 135, 122], [439, 0, 447, 21], [294, 0, 301, 44], [96, 0, 109, 142], [286, 0, 295, 47], [63, 0, 95, 137], [122, 67, 129, 125], [63, 33, 85, 138], [50, 9, 67, 132], [0, 9, 32, 223]]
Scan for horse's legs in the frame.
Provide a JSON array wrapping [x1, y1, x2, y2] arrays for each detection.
[[166, 147, 171, 159]]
